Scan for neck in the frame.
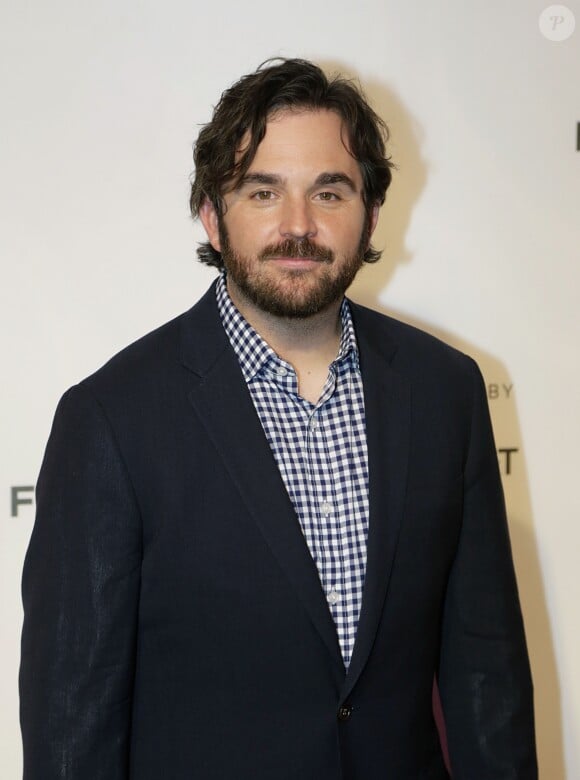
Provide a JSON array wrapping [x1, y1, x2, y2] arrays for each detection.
[[226, 277, 342, 364], [226, 277, 343, 405]]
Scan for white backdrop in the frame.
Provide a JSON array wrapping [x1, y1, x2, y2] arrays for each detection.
[[2, 1, 578, 776]]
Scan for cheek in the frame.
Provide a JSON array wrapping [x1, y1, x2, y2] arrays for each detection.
[[319, 209, 366, 240], [227, 214, 279, 252], [323, 223, 365, 254]]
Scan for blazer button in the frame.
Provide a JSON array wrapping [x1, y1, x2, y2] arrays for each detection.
[[337, 705, 352, 722]]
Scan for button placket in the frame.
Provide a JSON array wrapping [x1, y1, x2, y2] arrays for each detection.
[[327, 588, 340, 605]]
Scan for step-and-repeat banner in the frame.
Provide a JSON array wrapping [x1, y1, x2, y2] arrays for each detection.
[[2, 2, 578, 777]]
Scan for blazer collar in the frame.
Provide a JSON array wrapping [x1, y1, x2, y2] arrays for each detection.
[[340, 301, 411, 700], [179, 280, 232, 378]]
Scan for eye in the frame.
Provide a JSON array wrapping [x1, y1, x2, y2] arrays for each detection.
[[316, 191, 340, 201], [251, 190, 276, 201]]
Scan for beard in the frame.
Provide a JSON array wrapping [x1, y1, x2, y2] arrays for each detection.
[[218, 218, 368, 319]]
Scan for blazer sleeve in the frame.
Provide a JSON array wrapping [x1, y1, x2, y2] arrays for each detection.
[[438, 359, 538, 779], [20, 383, 142, 780]]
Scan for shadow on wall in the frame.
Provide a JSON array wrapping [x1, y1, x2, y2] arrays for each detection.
[[322, 60, 565, 780]]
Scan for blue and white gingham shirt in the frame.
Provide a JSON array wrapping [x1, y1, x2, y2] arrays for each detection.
[[216, 274, 369, 667]]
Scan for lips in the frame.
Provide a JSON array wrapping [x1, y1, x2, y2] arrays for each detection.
[[267, 256, 323, 269]]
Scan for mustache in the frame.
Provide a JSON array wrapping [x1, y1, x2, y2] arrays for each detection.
[[259, 239, 334, 263]]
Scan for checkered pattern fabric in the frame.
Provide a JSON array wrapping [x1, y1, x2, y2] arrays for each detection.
[[216, 274, 369, 667]]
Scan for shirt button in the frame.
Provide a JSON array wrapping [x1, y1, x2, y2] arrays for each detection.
[[309, 419, 319, 431], [337, 705, 352, 722], [320, 501, 333, 516], [327, 588, 340, 605], [275, 366, 288, 377]]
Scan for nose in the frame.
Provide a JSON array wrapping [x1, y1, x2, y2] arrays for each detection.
[[279, 196, 317, 240]]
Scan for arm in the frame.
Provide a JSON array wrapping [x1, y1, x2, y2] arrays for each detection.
[[20, 384, 141, 779], [438, 360, 537, 779]]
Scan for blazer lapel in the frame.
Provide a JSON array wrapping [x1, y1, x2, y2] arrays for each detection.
[[179, 284, 344, 677], [341, 303, 411, 701]]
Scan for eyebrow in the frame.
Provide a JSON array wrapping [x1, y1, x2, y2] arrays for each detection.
[[314, 172, 358, 192], [237, 172, 282, 188], [236, 171, 358, 192]]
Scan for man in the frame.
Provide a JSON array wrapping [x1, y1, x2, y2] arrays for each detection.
[[20, 59, 537, 778]]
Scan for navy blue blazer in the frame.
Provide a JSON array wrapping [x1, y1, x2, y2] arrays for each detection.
[[20, 282, 537, 779]]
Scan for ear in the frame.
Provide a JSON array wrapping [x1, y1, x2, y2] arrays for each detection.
[[198, 197, 222, 252], [367, 203, 380, 243]]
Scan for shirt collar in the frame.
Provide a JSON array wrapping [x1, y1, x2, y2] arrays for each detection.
[[216, 272, 360, 382]]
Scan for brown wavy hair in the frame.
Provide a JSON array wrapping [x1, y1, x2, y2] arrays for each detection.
[[189, 58, 394, 268]]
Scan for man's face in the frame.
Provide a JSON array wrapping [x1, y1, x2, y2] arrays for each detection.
[[200, 109, 379, 318]]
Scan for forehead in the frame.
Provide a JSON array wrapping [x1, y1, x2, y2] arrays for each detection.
[[244, 109, 361, 181]]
